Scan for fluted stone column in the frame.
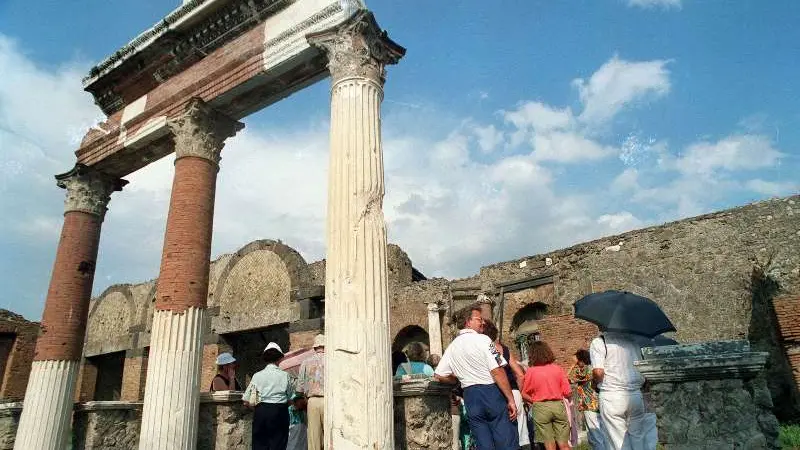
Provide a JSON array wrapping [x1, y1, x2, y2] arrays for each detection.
[[14, 166, 124, 450], [138, 98, 242, 450], [308, 10, 405, 450], [427, 302, 443, 357]]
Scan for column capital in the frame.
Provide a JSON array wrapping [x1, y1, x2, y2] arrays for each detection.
[[426, 302, 441, 312], [55, 164, 127, 218], [168, 98, 244, 166], [476, 293, 495, 305], [307, 10, 405, 85]]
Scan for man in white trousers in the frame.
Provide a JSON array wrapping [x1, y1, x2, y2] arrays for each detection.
[[589, 331, 655, 450]]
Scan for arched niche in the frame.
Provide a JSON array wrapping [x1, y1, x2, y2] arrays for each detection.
[[392, 325, 430, 353], [510, 302, 549, 362], [85, 285, 136, 357], [211, 240, 312, 334]]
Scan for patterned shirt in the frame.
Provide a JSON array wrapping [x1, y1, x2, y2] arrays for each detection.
[[297, 351, 325, 397], [568, 364, 599, 412]]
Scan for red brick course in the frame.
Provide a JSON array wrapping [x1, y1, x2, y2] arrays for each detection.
[[290, 330, 320, 352], [536, 314, 599, 371], [77, 25, 266, 168], [0, 311, 39, 400], [773, 295, 800, 388], [155, 156, 217, 312], [120, 354, 148, 401], [75, 360, 98, 402], [35, 211, 102, 361]]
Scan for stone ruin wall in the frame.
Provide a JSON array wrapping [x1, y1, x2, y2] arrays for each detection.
[[3, 194, 798, 416], [0, 311, 38, 402]]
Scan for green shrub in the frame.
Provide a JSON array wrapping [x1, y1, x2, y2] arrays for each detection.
[[780, 424, 800, 449]]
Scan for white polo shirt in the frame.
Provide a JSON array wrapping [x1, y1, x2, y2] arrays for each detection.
[[435, 329, 507, 388], [589, 332, 645, 392]]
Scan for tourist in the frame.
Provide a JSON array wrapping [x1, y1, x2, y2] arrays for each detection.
[[296, 334, 325, 450], [210, 352, 243, 392], [396, 342, 435, 376], [521, 341, 572, 450], [568, 349, 607, 449], [392, 349, 408, 375], [287, 392, 308, 450], [428, 353, 442, 369], [434, 303, 519, 449], [589, 331, 654, 450], [243, 342, 293, 450], [482, 319, 531, 449]]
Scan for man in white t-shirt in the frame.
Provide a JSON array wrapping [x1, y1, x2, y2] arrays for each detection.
[[589, 331, 654, 450], [435, 304, 518, 450]]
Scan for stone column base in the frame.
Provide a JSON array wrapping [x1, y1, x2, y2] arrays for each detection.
[[13, 360, 79, 450]]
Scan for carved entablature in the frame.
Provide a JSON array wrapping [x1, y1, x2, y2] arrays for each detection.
[[55, 165, 127, 218], [307, 10, 405, 85], [168, 98, 244, 166], [84, 0, 292, 116]]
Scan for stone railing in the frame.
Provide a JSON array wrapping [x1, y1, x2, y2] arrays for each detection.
[[0, 402, 22, 450], [393, 377, 452, 450], [3, 381, 452, 449], [635, 340, 779, 450], [72, 391, 250, 449]]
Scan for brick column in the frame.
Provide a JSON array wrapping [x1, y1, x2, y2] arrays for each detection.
[[14, 166, 124, 450], [308, 11, 404, 450], [138, 98, 242, 450]]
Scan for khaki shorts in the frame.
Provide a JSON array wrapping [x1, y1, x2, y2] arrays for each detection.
[[532, 400, 569, 443]]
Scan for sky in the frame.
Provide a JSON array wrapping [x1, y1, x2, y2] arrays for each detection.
[[1, 0, 798, 320]]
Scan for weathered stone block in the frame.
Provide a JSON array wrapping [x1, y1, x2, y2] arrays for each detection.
[[0, 403, 22, 450], [394, 378, 452, 450]]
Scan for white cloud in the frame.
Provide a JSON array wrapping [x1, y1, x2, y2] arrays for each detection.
[[573, 56, 671, 125], [473, 124, 504, 153], [531, 131, 614, 163], [611, 168, 640, 192], [597, 211, 643, 232], [503, 102, 574, 134], [745, 179, 798, 197], [626, 0, 681, 10], [675, 134, 783, 175]]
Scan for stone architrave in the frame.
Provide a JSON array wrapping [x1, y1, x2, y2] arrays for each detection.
[[307, 10, 405, 450], [427, 302, 443, 357], [138, 98, 242, 450], [14, 166, 125, 450]]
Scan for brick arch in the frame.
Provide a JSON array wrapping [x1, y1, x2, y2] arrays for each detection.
[[510, 302, 549, 333], [211, 239, 312, 334], [140, 282, 158, 333], [85, 285, 136, 356], [392, 325, 430, 353]]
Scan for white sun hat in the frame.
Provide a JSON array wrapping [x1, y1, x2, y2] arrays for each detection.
[[313, 334, 325, 349], [263, 342, 284, 355], [216, 352, 236, 366]]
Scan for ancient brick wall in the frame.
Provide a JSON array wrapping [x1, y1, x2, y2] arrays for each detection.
[[289, 329, 319, 351], [483, 195, 799, 344], [535, 314, 599, 371], [0, 310, 39, 401]]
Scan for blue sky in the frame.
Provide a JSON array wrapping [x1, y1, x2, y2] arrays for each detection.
[[1, 0, 798, 320]]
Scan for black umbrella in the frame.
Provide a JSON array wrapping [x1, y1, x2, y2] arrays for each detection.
[[574, 290, 676, 338]]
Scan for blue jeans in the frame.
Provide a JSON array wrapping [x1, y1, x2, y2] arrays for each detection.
[[463, 384, 519, 450]]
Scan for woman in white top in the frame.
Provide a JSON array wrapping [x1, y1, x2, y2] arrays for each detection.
[[243, 342, 294, 450]]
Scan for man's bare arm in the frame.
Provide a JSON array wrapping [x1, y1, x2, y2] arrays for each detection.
[[592, 368, 605, 385], [434, 373, 459, 384], [509, 355, 526, 391]]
